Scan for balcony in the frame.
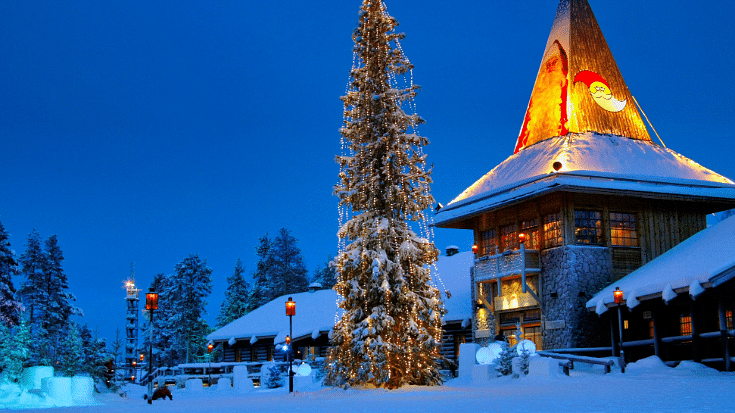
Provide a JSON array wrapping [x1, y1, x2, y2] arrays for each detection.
[[474, 249, 540, 283], [494, 292, 538, 311]]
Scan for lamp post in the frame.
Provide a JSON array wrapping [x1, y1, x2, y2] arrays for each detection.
[[614, 287, 625, 373], [285, 297, 295, 393], [207, 343, 214, 386], [145, 287, 159, 404]]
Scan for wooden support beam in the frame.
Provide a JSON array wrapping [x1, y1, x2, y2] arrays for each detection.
[[691, 301, 700, 362], [652, 306, 662, 359]]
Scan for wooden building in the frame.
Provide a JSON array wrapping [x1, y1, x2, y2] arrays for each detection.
[[433, 0, 735, 352], [588, 215, 735, 370]]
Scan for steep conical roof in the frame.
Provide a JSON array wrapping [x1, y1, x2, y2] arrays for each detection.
[[514, 0, 651, 153]]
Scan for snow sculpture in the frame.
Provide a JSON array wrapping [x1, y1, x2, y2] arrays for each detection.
[[43, 377, 73, 406], [233, 366, 253, 393], [21, 366, 54, 390], [516, 339, 537, 356], [185, 379, 204, 392], [70, 376, 95, 405], [475, 347, 494, 365], [296, 363, 312, 377]]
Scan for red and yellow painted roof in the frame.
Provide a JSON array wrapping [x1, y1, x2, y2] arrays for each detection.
[[514, 0, 650, 153]]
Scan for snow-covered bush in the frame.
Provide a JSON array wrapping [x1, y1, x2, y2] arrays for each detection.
[[260, 362, 283, 389], [496, 341, 515, 376]]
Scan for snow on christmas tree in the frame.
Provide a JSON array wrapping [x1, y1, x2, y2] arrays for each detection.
[[325, 0, 443, 389]]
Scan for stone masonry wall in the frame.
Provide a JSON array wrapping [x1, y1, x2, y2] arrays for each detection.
[[541, 245, 612, 349]]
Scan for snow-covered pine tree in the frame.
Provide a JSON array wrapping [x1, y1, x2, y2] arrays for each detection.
[[261, 362, 283, 389], [326, 0, 443, 388], [60, 323, 83, 377], [168, 254, 213, 363], [0, 221, 22, 327], [18, 230, 45, 330], [217, 258, 251, 327], [496, 341, 515, 376], [245, 234, 274, 313], [271, 228, 309, 297], [2, 317, 31, 383], [312, 256, 337, 289], [39, 235, 82, 364]]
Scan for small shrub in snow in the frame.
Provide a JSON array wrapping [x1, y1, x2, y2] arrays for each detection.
[[261, 362, 283, 389], [496, 341, 515, 376]]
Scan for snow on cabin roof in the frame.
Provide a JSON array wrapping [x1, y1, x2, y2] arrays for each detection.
[[587, 214, 735, 310], [209, 253, 475, 345], [207, 289, 342, 345], [435, 133, 735, 227], [432, 251, 474, 324]]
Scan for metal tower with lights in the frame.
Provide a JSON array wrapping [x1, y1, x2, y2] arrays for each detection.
[[125, 264, 141, 382]]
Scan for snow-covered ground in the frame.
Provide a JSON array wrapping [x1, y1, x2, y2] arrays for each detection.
[[3, 357, 734, 412]]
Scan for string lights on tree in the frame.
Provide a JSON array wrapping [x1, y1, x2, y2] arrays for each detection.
[[326, 0, 444, 389]]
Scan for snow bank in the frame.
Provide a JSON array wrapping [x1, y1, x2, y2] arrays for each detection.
[[21, 366, 53, 390]]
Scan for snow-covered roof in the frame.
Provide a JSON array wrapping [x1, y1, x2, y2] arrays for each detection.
[[587, 214, 735, 311], [208, 289, 341, 345], [209, 252, 475, 344], [435, 133, 735, 227], [431, 251, 474, 324]]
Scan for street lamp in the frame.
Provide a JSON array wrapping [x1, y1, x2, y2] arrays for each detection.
[[614, 287, 625, 373], [285, 297, 295, 393], [145, 287, 159, 404], [472, 244, 479, 255], [207, 342, 214, 386]]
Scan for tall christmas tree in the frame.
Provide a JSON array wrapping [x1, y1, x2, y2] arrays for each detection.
[[326, 0, 443, 388], [216, 258, 251, 327]]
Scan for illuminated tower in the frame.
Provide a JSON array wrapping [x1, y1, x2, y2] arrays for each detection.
[[435, 0, 735, 351], [125, 264, 140, 382]]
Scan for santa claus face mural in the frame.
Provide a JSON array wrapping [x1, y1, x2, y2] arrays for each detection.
[[573, 70, 627, 112]]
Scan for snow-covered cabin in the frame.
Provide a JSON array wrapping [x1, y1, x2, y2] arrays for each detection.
[[434, 0, 735, 352], [586, 215, 735, 370], [207, 249, 474, 371]]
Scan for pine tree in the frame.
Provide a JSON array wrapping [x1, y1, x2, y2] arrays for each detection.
[[271, 228, 309, 297], [245, 234, 274, 313], [312, 256, 337, 289], [0, 221, 22, 327], [18, 230, 45, 330], [60, 323, 83, 377], [167, 254, 213, 363], [496, 341, 515, 376], [261, 362, 283, 388], [2, 317, 31, 383], [217, 259, 251, 327], [326, 0, 443, 388]]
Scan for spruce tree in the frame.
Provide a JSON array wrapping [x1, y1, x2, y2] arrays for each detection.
[[60, 323, 83, 377], [312, 256, 337, 289], [2, 318, 31, 383], [271, 228, 309, 297], [0, 221, 22, 326], [217, 259, 251, 327], [326, 0, 443, 388], [19, 230, 45, 329], [245, 234, 274, 313], [168, 254, 213, 363]]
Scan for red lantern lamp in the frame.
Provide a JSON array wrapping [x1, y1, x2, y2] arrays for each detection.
[[145, 289, 159, 311], [472, 244, 479, 254], [286, 297, 296, 316], [614, 287, 624, 304], [207, 343, 214, 353], [140, 353, 144, 361], [518, 233, 527, 244]]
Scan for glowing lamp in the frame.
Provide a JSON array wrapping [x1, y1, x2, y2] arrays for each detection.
[[286, 297, 296, 316], [553, 161, 563, 171], [285, 335, 291, 345], [140, 353, 144, 361], [518, 233, 527, 244], [472, 244, 479, 254], [132, 361, 137, 367], [131, 376, 135, 381], [207, 343, 214, 353], [145, 288, 159, 311], [614, 287, 624, 304]]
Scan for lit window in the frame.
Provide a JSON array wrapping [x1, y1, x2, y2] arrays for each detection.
[[610, 212, 638, 247], [543, 213, 563, 248], [481, 228, 497, 256], [234, 348, 242, 363], [727, 310, 733, 330], [520, 219, 539, 250], [679, 314, 692, 336], [648, 319, 654, 339], [574, 210, 603, 245], [500, 224, 517, 251]]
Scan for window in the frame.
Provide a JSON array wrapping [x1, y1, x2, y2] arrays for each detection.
[[727, 309, 733, 330], [525, 309, 541, 322], [234, 348, 242, 362], [574, 210, 603, 245], [610, 212, 638, 247], [500, 224, 517, 251], [543, 213, 563, 248], [500, 312, 521, 325], [520, 219, 539, 250], [267, 346, 273, 362], [648, 319, 655, 339], [250, 346, 258, 362], [679, 314, 692, 336], [481, 228, 498, 256], [524, 325, 543, 351]]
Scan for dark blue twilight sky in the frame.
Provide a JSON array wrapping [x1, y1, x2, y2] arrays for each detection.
[[1, 1, 734, 346]]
